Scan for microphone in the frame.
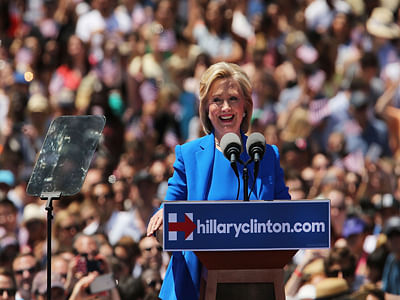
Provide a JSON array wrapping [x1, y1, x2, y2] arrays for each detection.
[[246, 132, 265, 200], [246, 132, 265, 163], [220, 132, 242, 200], [220, 133, 242, 164]]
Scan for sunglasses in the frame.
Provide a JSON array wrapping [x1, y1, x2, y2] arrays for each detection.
[[83, 215, 96, 223], [93, 193, 113, 200], [147, 279, 162, 288], [327, 268, 354, 278], [331, 205, 346, 211], [0, 288, 16, 296], [143, 246, 163, 252], [14, 266, 37, 275], [61, 224, 79, 231]]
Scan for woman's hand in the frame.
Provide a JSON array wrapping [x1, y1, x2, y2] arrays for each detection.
[[64, 255, 82, 293], [147, 208, 164, 237], [68, 272, 98, 300]]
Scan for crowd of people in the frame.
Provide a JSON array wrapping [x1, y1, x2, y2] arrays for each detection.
[[0, 0, 400, 299]]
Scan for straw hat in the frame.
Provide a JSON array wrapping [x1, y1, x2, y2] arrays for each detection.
[[27, 93, 49, 113], [22, 203, 46, 224], [380, 0, 400, 13], [315, 278, 349, 299], [303, 258, 325, 277], [345, 0, 365, 16], [366, 6, 400, 39]]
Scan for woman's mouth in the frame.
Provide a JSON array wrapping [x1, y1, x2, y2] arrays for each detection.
[[219, 114, 234, 122]]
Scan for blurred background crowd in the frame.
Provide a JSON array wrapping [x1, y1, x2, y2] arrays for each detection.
[[1, 0, 400, 299]]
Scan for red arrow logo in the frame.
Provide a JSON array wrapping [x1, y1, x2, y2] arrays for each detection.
[[168, 214, 197, 239]]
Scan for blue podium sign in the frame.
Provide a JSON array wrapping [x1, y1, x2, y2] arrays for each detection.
[[163, 200, 330, 251]]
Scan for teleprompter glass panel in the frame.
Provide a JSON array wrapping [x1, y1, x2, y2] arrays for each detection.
[[26, 115, 105, 197]]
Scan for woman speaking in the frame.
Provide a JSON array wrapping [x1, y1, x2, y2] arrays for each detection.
[[147, 62, 291, 300]]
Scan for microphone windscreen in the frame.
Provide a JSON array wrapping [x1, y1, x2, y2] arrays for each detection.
[[220, 132, 242, 157], [246, 132, 266, 154]]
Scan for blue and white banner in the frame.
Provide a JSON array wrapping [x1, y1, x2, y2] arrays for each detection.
[[163, 200, 330, 251]]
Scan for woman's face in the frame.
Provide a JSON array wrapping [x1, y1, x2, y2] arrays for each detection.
[[205, 1, 220, 24], [67, 35, 84, 57], [207, 78, 245, 141]]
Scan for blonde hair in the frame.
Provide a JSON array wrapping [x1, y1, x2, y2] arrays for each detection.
[[199, 62, 253, 134], [280, 107, 312, 142]]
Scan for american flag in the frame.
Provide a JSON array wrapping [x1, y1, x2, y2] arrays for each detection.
[[308, 98, 330, 125]]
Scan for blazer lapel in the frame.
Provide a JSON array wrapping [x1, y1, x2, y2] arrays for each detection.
[[193, 133, 215, 200]]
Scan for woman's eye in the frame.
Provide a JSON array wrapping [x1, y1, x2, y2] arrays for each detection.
[[212, 97, 222, 103], [229, 96, 239, 102]]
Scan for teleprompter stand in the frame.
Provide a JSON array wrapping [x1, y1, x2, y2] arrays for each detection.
[[26, 115, 105, 300]]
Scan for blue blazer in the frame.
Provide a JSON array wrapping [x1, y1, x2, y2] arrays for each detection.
[[165, 132, 290, 201], [159, 132, 290, 300]]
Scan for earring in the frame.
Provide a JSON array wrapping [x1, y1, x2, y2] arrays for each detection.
[[243, 112, 246, 117]]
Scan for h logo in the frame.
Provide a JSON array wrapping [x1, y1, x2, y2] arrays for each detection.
[[168, 213, 196, 241]]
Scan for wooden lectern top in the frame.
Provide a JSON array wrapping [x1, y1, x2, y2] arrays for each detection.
[[195, 250, 297, 270]]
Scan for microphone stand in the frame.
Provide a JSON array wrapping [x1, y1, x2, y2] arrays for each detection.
[[242, 158, 261, 201], [243, 164, 249, 201], [240, 158, 252, 202]]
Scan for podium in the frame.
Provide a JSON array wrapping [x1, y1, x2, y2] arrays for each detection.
[[196, 250, 296, 300], [163, 200, 330, 300]]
